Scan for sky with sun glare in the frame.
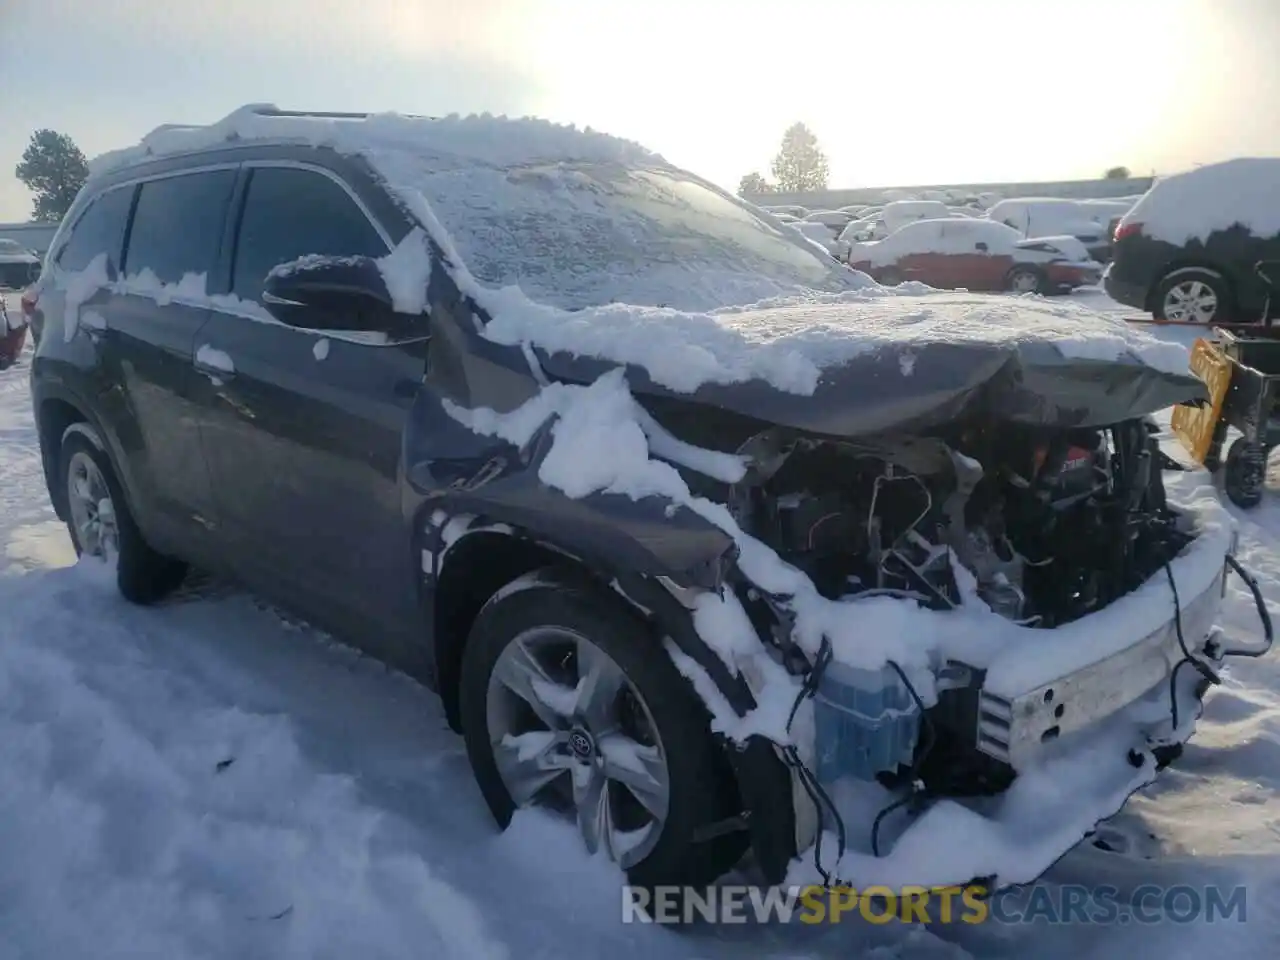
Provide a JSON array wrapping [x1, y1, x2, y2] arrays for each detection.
[[1, 0, 1278, 221]]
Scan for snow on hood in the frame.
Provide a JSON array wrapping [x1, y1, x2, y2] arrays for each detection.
[[478, 285, 1194, 396], [1120, 157, 1280, 246]]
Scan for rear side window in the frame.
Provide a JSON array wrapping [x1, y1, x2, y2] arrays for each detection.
[[123, 170, 236, 284], [57, 186, 135, 273], [231, 167, 387, 301]]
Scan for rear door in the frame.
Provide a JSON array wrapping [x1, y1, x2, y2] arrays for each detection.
[[194, 163, 429, 647], [97, 169, 236, 549], [891, 221, 945, 284]]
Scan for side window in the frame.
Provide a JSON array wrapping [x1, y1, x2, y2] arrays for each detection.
[[231, 167, 387, 301], [123, 170, 235, 284], [56, 186, 135, 273]]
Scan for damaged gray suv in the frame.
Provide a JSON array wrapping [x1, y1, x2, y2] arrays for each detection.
[[26, 105, 1272, 896]]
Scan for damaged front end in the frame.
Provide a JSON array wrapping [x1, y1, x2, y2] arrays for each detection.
[[688, 413, 1272, 891]]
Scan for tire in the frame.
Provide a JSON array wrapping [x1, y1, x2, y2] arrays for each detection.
[[1154, 267, 1231, 323], [1223, 437, 1266, 509], [458, 572, 748, 888], [1006, 265, 1044, 294], [877, 267, 903, 286], [60, 426, 188, 603]]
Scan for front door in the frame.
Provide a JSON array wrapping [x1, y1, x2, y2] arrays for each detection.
[[194, 164, 428, 649]]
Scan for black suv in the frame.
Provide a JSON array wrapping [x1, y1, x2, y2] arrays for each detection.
[[1106, 157, 1280, 324], [27, 106, 1256, 895]]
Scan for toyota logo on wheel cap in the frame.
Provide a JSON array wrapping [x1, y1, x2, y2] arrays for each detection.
[[568, 729, 594, 759]]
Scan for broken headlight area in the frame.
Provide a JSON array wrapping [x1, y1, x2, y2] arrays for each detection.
[[692, 414, 1267, 886], [727, 416, 1190, 630]]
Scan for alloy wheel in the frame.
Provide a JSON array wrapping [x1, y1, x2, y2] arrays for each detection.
[[1163, 280, 1219, 323], [66, 450, 119, 560], [485, 625, 671, 868]]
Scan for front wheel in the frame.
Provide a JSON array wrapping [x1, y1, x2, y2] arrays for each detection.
[[60, 426, 188, 602], [458, 573, 747, 888]]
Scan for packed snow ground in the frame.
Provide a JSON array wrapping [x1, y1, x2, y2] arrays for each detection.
[[2, 290, 1280, 958]]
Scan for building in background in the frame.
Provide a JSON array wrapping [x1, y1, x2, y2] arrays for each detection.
[[0, 222, 60, 255]]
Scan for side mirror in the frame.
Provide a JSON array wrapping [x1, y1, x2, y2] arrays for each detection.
[[975, 242, 989, 252], [262, 256, 415, 335]]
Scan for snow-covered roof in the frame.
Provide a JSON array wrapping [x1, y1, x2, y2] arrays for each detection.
[[88, 104, 665, 180], [1120, 157, 1280, 245]]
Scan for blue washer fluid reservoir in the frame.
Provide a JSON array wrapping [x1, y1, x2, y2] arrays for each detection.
[[813, 659, 921, 786]]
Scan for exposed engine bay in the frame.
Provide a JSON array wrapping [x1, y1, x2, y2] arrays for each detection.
[[728, 417, 1192, 631], [720, 415, 1205, 805]]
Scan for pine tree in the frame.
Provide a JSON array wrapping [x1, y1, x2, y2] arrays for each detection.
[[771, 123, 829, 192], [15, 130, 89, 222]]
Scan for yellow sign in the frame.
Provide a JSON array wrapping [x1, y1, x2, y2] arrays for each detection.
[[1171, 337, 1233, 463]]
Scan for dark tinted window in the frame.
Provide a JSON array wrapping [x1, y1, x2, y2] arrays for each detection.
[[123, 170, 235, 284], [232, 167, 387, 300], [57, 186, 135, 273]]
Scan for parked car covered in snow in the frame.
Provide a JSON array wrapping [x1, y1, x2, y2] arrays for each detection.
[[837, 200, 954, 246], [786, 219, 842, 255], [801, 209, 858, 233], [0, 238, 40, 290], [25, 105, 1269, 898], [763, 204, 810, 218], [845, 218, 1101, 293], [1106, 158, 1280, 324], [987, 198, 1114, 261]]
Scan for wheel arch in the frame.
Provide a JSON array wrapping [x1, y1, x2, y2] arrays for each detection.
[[36, 392, 94, 521], [427, 519, 800, 883], [426, 518, 753, 732]]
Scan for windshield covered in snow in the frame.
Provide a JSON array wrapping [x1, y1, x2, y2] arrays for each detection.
[[422, 161, 851, 312]]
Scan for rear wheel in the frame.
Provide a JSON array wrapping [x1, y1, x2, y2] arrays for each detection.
[[1006, 265, 1044, 294], [1224, 437, 1266, 509], [1155, 267, 1230, 323], [60, 427, 188, 602], [458, 573, 747, 887], [877, 267, 903, 286]]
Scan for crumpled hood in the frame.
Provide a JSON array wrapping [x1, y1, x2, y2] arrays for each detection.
[[524, 292, 1206, 437]]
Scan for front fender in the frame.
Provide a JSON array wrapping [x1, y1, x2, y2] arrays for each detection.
[[407, 395, 737, 590]]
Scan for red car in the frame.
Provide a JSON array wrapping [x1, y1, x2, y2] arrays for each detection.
[[844, 218, 1101, 294]]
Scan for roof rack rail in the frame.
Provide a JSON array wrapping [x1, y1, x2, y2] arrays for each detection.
[[249, 108, 375, 120], [147, 123, 210, 135], [246, 106, 439, 121]]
